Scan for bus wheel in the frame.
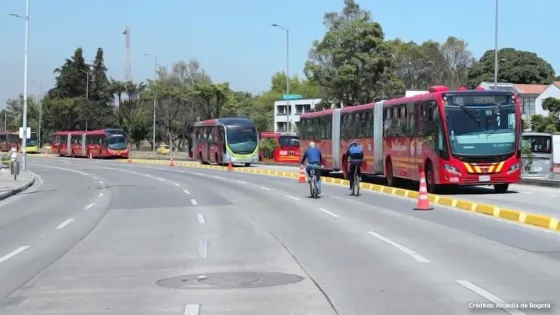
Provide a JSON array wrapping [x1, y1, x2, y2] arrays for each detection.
[[494, 184, 509, 193], [244, 163, 251, 167], [425, 163, 437, 194], [385, 159, 395, 187]]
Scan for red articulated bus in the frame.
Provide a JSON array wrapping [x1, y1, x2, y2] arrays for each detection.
[[0, 131, 20, 152], [259, 132, 300, 164], [51, 128, 129, 158], [299, 85, 522, 193]]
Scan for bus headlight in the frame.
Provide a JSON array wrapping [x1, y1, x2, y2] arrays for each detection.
[[507, 162, 520, 174], [444, 164, 461, 175]]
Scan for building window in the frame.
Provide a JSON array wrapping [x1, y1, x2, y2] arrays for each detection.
[[522, 97, 536, 116]]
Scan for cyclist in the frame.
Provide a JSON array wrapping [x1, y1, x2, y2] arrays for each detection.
[[344, 140, 364, 191], [300, 141, 323, 194]]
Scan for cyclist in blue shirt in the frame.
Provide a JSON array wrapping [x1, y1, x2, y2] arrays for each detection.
[[345, 140, 364, 191], [300, 141, 323, 194]]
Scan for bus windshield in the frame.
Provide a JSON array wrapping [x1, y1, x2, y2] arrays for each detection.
[[445, 104, 517, 156], [27, 133, 38, 146], [107, 135, 127, 150], [522, 135, 552, 154], [226, 125, 258, 154], [278, 135, 299, 148]]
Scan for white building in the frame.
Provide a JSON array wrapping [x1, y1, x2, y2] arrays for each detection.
[[477, 81, 560, 117], [273, 97, 322, 133]]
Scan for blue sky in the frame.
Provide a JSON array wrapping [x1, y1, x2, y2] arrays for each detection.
[[0, 0, 557, 105]]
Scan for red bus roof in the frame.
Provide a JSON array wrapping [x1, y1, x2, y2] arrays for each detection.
[[300, 108, 335, 119]]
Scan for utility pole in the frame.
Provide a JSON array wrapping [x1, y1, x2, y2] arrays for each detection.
[[144, 53, 157, 151], [493, 0, 499, 90], [272, 24, 291, 133]]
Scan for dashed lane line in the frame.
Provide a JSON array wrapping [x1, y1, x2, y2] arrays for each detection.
[[367, 231, 429, 263], [56, 218, 75, 229], [0, 246, 30, 264]]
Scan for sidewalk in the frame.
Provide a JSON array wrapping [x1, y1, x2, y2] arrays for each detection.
[[0, 167, 35, 201]]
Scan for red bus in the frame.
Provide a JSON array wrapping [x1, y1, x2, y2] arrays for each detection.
[[0, 131, 20, 152], [259, 132, 300, 163], [299, 86, 522, 193], [193, 118, 259, 166], [51, 128, 129, 158]]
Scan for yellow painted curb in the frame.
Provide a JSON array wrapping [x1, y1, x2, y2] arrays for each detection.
[[120, 158, 560, 233]]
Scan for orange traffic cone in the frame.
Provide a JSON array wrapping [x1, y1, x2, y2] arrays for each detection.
[[169, 158, 175, 166], [89, 152, 93, 159], [228, 159, 233, 171], [298, 165, 306, 183], [414, 171, 433, 210], [127, 157, 132, 163]]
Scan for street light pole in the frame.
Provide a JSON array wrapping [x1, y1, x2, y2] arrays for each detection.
[[272, 24, 291, 133], [144, 54, 157, 152], [494, 0, 499, 90], [32, 81, 42, 145], [8, 0, 31, 170], [79, 69, 90, 130]]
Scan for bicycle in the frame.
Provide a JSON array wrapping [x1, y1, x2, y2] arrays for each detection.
[[308, 167, 319, 199], [348, 162, 360, 196], [352, 168, 360, 196]]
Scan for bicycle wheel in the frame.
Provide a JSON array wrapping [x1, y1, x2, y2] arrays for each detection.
[[312, 178, 318, 199], [354, 174, 360, 196]]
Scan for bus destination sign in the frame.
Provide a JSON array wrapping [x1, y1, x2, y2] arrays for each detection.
[[448, 94, 510, 106]]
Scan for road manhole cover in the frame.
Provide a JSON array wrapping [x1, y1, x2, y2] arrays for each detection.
[[156, 272, 304, 289]]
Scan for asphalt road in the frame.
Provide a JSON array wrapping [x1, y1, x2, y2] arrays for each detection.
[[0, 156, 556, 314], [243, 163, 560, 219]]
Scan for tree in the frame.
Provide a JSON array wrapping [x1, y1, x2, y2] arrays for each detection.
[[467, 48, 556, 87], [110, 79, 150, 149], [49, 48, 90, 99], [2, 95, 40, 132], [304, 0, 404, 106], [389, 37, 474, 90]]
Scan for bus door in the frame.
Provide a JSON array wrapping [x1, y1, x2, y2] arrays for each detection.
[[81, 133, 87, 156], [218, 125, 226, 163], [407, 102, 419, 180], [67, 134, 72, 155]]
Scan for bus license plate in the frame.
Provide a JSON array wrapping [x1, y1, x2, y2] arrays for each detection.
[[479, 175, 490, 182]]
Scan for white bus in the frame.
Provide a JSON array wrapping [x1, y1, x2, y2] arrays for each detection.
[[521, 132, 556, 178]]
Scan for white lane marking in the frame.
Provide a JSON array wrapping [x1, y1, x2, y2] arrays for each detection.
[[198, 241, 208, 258], [259, 186, 272, 191], [285, 195, 300, 201], [197, 213, 206, 224], [173, 182, 180, 187], [184, 304, 200, 315], [194, 172, 205, 176], [84, 203, 95, 211], [367, 231, 429, 263], [157, 177, 165, 182], [456, 280, 527, 315], [98, 180, 104, 184], [145, 174, 154, 178], [211, 175, 225, 180], [56, 218, 75, 229], [236, 180, 247, 184], [98, 192, 104, 198], [92, 176, 99, 180], [190, 199, 198, 206], [183, 189, 191, 195], [0, 246, 30, 264], [318, 208, 339, 218]]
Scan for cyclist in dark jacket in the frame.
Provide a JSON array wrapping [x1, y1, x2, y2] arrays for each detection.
[[345, 140, 364, 191], [300, 141, 323, 194]]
